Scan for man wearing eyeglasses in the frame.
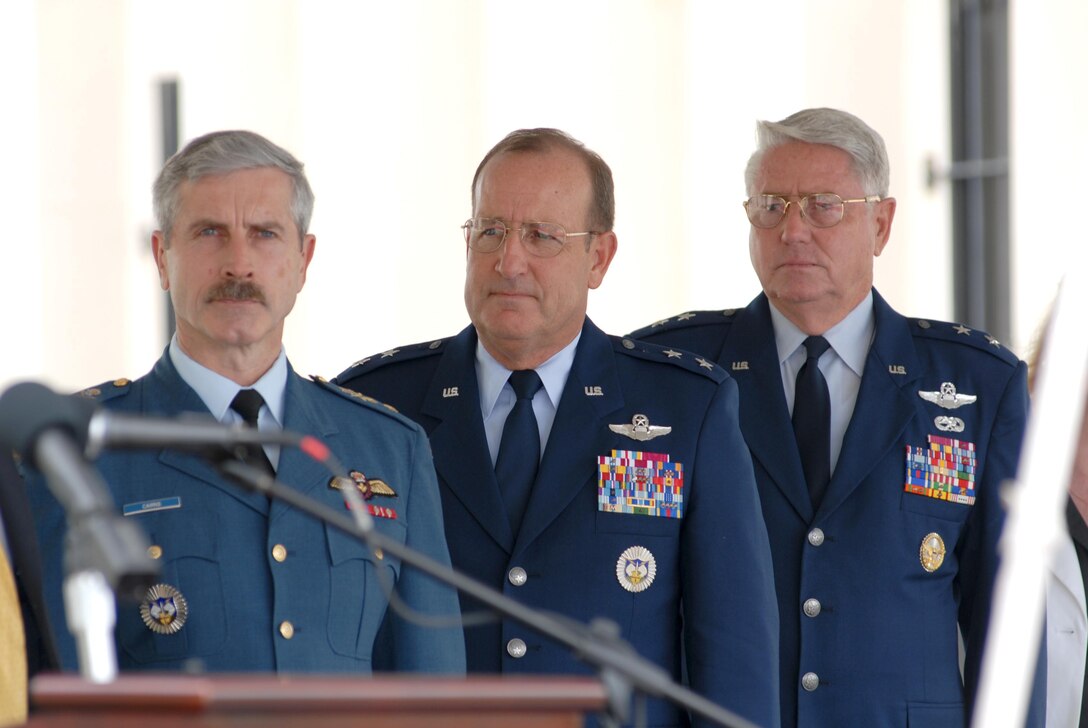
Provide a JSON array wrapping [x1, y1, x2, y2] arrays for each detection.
[[631, 107, 1043, 727], [336, 128, 779, 727]]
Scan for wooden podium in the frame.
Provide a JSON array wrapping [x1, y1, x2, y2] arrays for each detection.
[[28, 673, 607, 727]]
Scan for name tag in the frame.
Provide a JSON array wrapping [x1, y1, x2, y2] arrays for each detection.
[[123, 496, 182, 516]]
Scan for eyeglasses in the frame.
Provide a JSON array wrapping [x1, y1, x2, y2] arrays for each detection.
[[461, 217, 597, 258], [743, 193, 883, 229]]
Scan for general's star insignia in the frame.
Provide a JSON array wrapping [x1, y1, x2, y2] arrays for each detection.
[[676, 312, 696, 321], [953, 324, 971, 335], [663, 350, 682, 359], [379, 349, 400, 358], [609, 414, 672, 442], [695, 357, 714, 370], [918, 382, 977, 410]]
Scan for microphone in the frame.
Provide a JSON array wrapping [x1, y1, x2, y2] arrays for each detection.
[[0, 382, 160, 684], [0, 381, 301, 463]]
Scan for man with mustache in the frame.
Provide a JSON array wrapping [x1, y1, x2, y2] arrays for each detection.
[[28, 130, 465, 674], [631, 108, 1042, 727], [335, 128, 779, 727]]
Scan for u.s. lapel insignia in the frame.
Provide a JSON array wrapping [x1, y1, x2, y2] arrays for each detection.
[[329, 470, 397, 500], [919, 533, 946, 573], [140, 583, 189, 635], [609, 414, 671, 442], [934, 415, 965, 433], [616, 546, 657, 593], [918, 382, 977, 410]]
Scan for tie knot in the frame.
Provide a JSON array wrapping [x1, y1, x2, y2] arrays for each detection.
[[508, 370, 543, 401], [803, 335, 830, 361], [230, 389, 265, 426]]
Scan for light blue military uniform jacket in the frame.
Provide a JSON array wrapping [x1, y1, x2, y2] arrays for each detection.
[[335, 318, 780, 728], [632, 290, 1044, 728], [28, 351, 465, 674]]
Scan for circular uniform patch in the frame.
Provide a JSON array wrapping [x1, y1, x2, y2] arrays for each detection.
[[616, 546, 657, 593], [920, 532, 946, 573], [140, 583, 189, 635]]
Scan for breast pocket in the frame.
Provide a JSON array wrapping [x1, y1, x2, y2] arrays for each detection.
[[116, 508, 227, 664], [595, 510, 681, 537], [900, 489, 972, 524], [325, 521, 404, 660]]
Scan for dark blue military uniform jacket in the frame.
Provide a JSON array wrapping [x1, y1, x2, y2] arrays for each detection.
[[632, 290, 1042, 728], [335, 318, 780, 728], [28, 351, 465, 674]]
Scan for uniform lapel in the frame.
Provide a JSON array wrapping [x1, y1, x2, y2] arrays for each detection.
[[723, 295, 814, 523], [817, 292, 921, 516], [421, 326, 516, 554], [148, 354, 270, 515], [273, 367, 342, 522], [515, 320, 625, 554]]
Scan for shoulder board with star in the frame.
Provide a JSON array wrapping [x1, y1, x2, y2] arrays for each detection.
[[628, 309, 739, 339], [610, 336, 727, 383], [909, 318, 1021, 366], [334, 338, 450, 384], [75, 377, 134, 403], [309, 375, 422, 428]]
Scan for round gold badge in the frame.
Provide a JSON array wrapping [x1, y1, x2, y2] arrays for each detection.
[[616, 546, 657, 593], [919, 532, 946, 573], [140, 583, 189, 635]]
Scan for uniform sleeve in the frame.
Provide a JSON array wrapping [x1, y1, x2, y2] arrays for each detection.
[[372, 427, 466, 674], [682, 375, 780, 728], [958, 360, 1046, 726]]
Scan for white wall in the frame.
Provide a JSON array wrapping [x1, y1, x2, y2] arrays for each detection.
[[1010, 0, 1088, 358], [3, 0, 1020, 393]]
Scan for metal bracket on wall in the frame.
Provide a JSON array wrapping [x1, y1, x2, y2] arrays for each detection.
[[925, 155, 1009, 189]]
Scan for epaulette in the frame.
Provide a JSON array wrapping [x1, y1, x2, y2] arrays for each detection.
[[309, 375, 417, 425], [335, 338, 450, 382], [610, 335, 727, 383], [909, 318, 1021, 366], [628, 309, 739, 339], [310, 375, 399, 413], [75, 377, 133, 403]]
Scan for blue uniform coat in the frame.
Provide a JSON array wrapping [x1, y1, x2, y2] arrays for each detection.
[[28, 352, 465, 674], [632, 291, 1042, 728], [335, 318, 780, 728]]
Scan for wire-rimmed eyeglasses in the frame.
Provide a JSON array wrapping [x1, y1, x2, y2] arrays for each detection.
[[461, 217, 598, 258], [743, 193, 883, 229]]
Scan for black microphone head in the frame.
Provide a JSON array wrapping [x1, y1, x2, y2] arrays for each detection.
[[0, 382, 97, 465]]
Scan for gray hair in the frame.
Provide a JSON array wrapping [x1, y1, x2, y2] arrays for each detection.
[[744, 108, 890, 197], [153, 130, 314, 243], [472, 128, 615, 232]]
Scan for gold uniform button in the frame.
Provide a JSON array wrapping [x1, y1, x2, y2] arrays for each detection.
[[272, 544, 287, 562], [279, 621, 295, 639], [113, 378, 130, 387], [373, 548, 384, 560], [147, 545, 163, 560]]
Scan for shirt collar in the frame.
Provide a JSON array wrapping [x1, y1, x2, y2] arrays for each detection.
[[168, 335, 288, 427], [475, 331, 581, 418], [769, 292, 875, 376]]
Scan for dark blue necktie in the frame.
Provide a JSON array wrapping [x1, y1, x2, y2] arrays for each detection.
[[230, 389, 274, 475], [793, 336, 831, 507], [494, 370, 543, 532]]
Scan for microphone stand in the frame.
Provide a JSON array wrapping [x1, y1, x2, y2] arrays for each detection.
[[33, 430, 159, 683], [215, 459, 758, 728]]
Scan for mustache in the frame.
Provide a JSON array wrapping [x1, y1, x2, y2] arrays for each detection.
[[206, 279, 266, 304]]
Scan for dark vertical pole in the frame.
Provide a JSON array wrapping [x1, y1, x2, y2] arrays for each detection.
[[159, 79, 179, 343], [949, 0, 1010, 344]]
